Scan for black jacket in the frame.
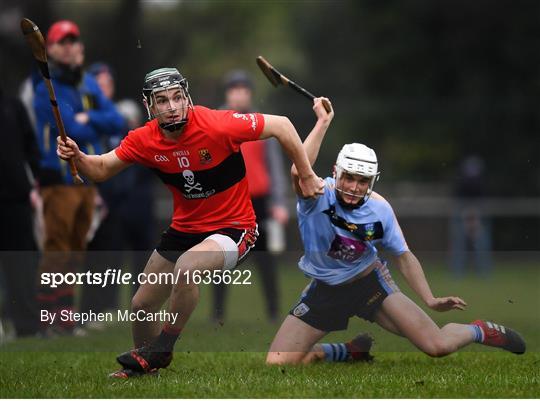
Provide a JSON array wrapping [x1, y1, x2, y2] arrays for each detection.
[[0, 91, 40, 201]]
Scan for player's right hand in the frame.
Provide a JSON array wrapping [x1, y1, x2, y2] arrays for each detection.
[[427, 296, 468, 312], [299, 174, 325, 198], [313, 97, 334, 124], [56, 136, 81, 160]]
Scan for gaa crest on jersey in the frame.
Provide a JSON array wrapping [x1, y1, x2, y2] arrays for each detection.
[[293, 303, 310, 317], [198, 148, 212, 164]]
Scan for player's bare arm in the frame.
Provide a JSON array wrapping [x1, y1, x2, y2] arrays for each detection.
[[259, 113, 324, 198], [56, 135, 130, 182], [290, 97, 334, 196], [393, 250, 467, 312]]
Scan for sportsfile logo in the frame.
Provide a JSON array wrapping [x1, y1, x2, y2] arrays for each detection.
[[40, 268, 252, 288]]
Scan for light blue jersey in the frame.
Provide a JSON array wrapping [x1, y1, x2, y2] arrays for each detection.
[[297, 177, 409, 285]]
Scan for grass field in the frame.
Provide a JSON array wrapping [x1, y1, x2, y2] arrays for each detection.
[[1, 257, 539, 398]]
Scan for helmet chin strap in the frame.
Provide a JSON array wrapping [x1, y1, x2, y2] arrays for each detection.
[[159, 119, 188, 132]]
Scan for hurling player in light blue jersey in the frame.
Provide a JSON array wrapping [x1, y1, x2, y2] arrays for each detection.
[[266, 98, 525, 365]]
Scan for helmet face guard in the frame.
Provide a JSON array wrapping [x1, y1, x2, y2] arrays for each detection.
[[142, 67, 193, 132], [334, 143, 380, 208]]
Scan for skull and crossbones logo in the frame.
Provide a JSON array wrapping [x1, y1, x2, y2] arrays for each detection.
[[182, 170, 202, 193]]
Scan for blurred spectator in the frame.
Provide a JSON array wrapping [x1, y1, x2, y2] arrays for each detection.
[[18, 70, 41, 132], [80, 62, 157, 323], [449, 155, 493, 278], [33, 21, 124, 335], [0, 85, 40, 338], [212, 70, 290, 323]]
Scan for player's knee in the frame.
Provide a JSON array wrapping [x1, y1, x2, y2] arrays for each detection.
[[422, 339, 453, 358], [131, 295, 158, 313]]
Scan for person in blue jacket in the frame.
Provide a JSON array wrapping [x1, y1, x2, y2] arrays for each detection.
[[33, 20, 124, 335]]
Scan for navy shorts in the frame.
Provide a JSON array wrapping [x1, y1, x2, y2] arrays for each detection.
[[155, 226, 258, 265], [289, 260, 400, 332]]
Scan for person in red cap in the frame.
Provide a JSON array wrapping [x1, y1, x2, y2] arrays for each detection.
[[46, 20, 83, 71], [33, 20, 124, 336], [47, 20, 80, 41]]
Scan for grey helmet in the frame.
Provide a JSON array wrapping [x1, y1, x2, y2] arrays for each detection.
[[142, 67, 192, 132]]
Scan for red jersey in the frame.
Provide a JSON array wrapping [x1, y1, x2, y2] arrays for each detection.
[[115, 106, 265, 233]]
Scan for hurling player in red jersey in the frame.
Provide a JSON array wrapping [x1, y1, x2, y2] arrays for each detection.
[[57, 67, 327, 377]]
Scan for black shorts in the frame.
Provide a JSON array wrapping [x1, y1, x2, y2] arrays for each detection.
[[289, 260, 400, 332], [155, 226, 258, 265]]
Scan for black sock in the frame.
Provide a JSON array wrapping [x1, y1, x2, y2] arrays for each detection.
[[154, 326, 181, 352]]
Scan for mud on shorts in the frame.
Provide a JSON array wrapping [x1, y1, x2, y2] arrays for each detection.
[[289, 259, 400, 332], [155, 225, 258, 269]]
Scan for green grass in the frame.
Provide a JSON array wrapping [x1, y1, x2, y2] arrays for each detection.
[[1, 260, 539, 398], [1, 351, 538, 398]]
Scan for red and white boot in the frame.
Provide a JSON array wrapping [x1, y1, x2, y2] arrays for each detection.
[[471, 320, 526, 354]]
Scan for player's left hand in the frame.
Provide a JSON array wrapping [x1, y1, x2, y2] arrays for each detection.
[[299, 174, 325, 198], [426, 296, 467, 312]]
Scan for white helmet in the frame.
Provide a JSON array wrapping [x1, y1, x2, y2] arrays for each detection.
[[334, 143, 380, 206]]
